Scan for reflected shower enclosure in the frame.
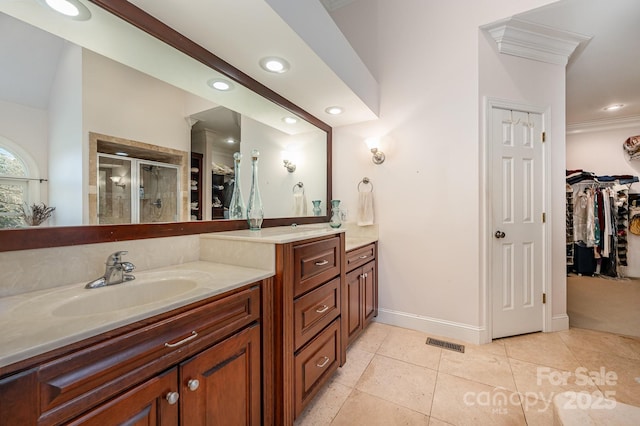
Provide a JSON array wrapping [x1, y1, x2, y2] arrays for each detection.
[[98, 154, 179, 224]]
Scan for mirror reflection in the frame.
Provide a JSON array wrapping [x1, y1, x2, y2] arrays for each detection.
[[0, 3, 327, 229]]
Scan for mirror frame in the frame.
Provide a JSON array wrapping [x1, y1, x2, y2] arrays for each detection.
[[0, 0, 332, 252]]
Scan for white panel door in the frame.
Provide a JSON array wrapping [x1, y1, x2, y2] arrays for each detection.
[[491, 108, 544, 338]]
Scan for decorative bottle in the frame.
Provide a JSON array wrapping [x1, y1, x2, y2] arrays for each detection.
[[246, 149, 264, 230], [329, 199, 342, 228], [312, 200, 322, 216], [228, 152, 245, 219]]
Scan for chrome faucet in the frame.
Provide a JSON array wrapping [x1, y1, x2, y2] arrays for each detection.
[[85, 251, 136, 289]]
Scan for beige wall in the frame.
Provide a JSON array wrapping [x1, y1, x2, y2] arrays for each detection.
[[330, 0, 563, 343]]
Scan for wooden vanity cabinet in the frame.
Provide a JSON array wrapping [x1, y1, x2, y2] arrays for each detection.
[[345, 242, 378, 346], [0, 280, 270, 426], [272, 234, 345, 424]]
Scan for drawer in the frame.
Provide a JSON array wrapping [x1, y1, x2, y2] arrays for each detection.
[[346, 243, 375, 272], [294, 319, 341, 418], [37, 285, 260, 425], [293, 277, 340, 351], [293, 236, 341, 297]]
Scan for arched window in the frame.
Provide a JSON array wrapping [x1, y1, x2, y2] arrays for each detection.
[[0, 137, 41, 228]]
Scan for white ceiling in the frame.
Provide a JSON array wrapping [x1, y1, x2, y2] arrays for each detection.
[[128, 0, 379, 128], [2, 0, 637, 130], [515, 0, 640, 126], [129, 0, 640, 128]]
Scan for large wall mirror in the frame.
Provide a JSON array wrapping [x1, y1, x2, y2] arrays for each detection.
[[0, 0, 332, 251]]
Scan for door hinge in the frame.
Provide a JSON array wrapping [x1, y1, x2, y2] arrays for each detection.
[[542, 293, 546, 304], [542, 132, 546, 142], [542, 212, 546, 223]]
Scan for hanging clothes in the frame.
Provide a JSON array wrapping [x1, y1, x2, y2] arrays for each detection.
[[566, 171, 636, 278], [574, 188, 597, 246]]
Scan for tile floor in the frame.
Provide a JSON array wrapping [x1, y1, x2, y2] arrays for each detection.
[[295, 322, 640, 425]]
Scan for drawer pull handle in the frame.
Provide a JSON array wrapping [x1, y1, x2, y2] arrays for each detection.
[[316, 304, 329, 313], [165, 331, 198, 348], [315, 260, 329, 266], [359, 255, 368, 259], [166, 391, 180, 405], [187, 379, 200, 391], [316, 356, 330, 368]]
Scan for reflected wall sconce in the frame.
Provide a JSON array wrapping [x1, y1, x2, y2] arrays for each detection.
[[281, 150, 296, 173], [365, 138, 385, 165], [110, 176, 126, 189]]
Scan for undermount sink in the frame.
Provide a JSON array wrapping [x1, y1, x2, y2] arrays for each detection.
[[52, 277, 199, 317]]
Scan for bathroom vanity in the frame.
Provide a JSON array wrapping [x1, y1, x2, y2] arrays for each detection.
[[345, 242, 378, 346], [0, 260, 273, 425], [0, 225, 378, 425]]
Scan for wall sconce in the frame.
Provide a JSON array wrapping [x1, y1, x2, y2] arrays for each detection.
[[281, 151, 296, 173], [110, 176, 126, 189], [365, 138, 385, 165]]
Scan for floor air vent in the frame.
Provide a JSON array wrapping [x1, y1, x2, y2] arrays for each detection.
[[426, 337, 465, 353]]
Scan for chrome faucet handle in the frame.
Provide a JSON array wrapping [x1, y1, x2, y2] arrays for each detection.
[[121, 261, 135, 273], [106, 250, 128, 266]]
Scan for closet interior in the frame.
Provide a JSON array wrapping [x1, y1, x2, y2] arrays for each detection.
[[566, 170, 638, 278]]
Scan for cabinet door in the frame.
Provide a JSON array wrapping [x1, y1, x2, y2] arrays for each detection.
[[67, 368, 179, 425], [180, 324, 261, 426], [346, 268, 363, 344], [362, 261, 377, 324]]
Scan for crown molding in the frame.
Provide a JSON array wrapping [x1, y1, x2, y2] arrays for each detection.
[[567, 116, 640, 134], [482, 17, 591, 65]]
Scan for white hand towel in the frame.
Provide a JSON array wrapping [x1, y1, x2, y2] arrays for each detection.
[[357, 191, 374, 226], [293, 191, 307, 216]]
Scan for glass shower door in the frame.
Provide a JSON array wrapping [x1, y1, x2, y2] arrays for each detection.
[[98, 156, 132, 224], [138, 162, 179, 223]]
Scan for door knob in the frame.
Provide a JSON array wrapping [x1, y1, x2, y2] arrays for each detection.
[[494, 231, 506, 239]]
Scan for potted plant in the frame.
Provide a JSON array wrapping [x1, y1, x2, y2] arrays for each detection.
[[19, 202, 55, 226]]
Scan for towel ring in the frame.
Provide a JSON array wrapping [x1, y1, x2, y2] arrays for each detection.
[[357, 177, 373, 192], [292, 182, 304, 193]]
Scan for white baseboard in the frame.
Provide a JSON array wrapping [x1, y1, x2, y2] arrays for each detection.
[[552, 314, 570, 331], [375, 308, 485, 345]]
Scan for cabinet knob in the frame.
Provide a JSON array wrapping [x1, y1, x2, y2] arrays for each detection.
[[187, 379, 200, 391], [364, 273, 368, 278], [166, 391, 180, 405]]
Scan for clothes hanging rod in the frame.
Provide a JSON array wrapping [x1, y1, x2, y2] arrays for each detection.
[[0, 176, 48, 183]]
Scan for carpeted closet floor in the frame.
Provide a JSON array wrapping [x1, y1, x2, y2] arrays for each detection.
[[567, 274, 640, 338]]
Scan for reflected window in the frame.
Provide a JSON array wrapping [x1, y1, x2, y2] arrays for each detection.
[[0, 145, 35, 228]]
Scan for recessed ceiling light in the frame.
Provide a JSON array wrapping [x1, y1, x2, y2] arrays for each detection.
[[115, 151, 129, 157], [282, 116, 298, 124], [259, 57, 290, 74], [38, 0, 91, 20], [226, 138, 235, 144], [325, 106, 343, 115], [603, 104, 624, 111], [207, 78, 234, 91]]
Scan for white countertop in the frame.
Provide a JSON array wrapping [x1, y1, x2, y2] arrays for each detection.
[[201, 223, 345, 244], [0, 261, 273, 369], [345, 236, 378, 251]]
